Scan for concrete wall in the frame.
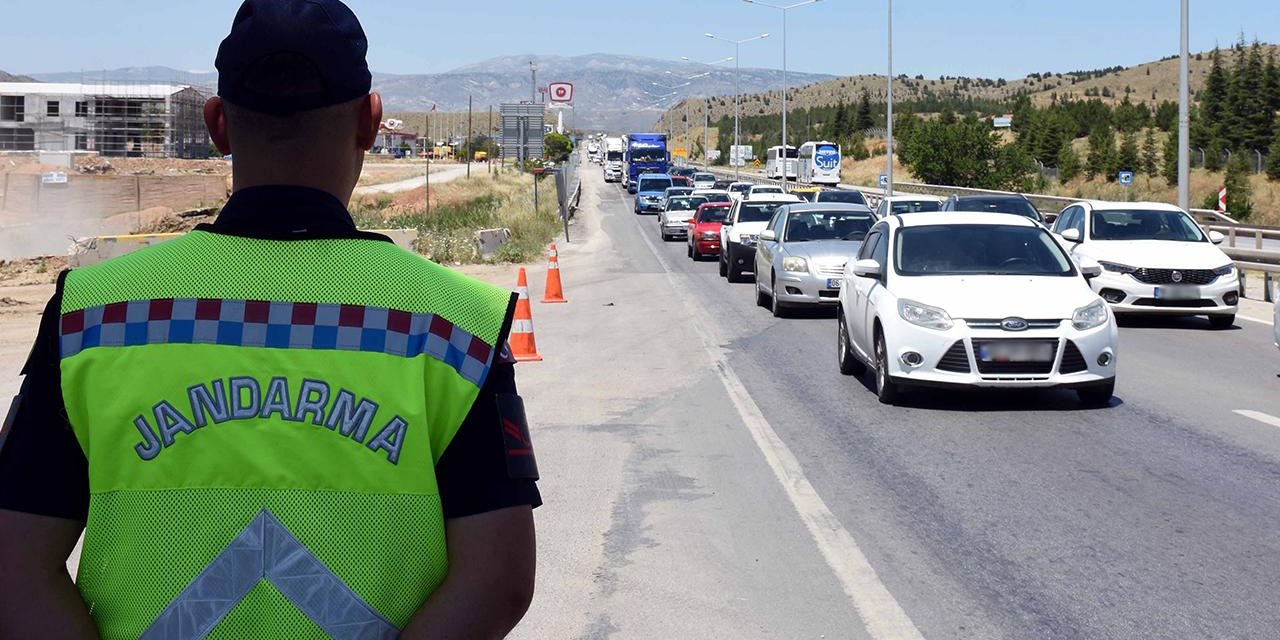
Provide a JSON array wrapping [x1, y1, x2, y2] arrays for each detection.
[[0, 172, 227, 260]]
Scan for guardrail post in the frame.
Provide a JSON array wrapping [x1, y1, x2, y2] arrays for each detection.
[[1256, 231, 1264, 250], [1228, 227, 1237, 247], [1265, 272, 1273, 303]]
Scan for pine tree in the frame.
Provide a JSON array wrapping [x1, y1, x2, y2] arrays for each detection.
[[854, 89, 875, 132], [1057, 141, 1082, 182], [1086, 126, 1117, 180], [1161, 129, 1179, 186], [1232, 42, 1274, 153], [1141, 128, 1159, 176], [1194, 48, 1230, 149], [1223, 151, 1254, 219], [1267, 114, 1280, 180], [828, 101, 848, 142], [1116, 131, 1140, 174], [1204, 138, 1226, 171]]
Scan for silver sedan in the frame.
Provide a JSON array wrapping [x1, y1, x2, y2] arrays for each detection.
[[754, 203, 875, 317]]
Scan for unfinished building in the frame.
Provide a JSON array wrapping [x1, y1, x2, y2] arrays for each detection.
[[0, 82, 208, 158]]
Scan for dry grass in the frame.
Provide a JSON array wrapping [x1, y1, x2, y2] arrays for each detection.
[[350, 170, 561, 264]]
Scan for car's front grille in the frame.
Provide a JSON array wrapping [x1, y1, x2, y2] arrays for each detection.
[[1132, 298, 1215, 308], [815, 263, 846, 278], [1059, 341, 1087, 374], [937, 341, 971, 373], [964, 319, 1062, 330], [1131, 268, 1219, 285], [972, 339, 1059, 375]]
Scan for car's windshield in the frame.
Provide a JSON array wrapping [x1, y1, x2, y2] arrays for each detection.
[[896, 224, 1074, 276], [630, 150, 666, 163], [638, 178, 672, 192], [775, 148, 799, 158], [752, 187, 784, 194], [665, 188, 693, 197], [693, 173, 715, 182], [1090, 209, 1206, 242], [890, 199, 942, 214], [730, 184, 752, 194], [737, 202, 786, 223], [714, 181, 734, 189], [701, 193, 731, 203], [818, 191, 867, 205], [606, 151, 622, 161], [951, 197, 1040, 219], [697, 207, 730, 223], [667, 196, 707, 211], [785, 211, 876, 242]]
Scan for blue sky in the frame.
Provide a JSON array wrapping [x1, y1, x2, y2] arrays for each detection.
[[2, 0, 1278, 79]]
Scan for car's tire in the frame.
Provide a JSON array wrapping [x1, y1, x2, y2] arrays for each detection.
[[770, 276, 787, 318], [1209, 314, 1235, 329], [718, 253, 728, 278], [837, 310, 865, 376], [755, 278, 770, 308], [687, 243, 694, 259], [727, 265, 745, 283], [1077, 379, 1115, 407], [874, 331, 901, 405]]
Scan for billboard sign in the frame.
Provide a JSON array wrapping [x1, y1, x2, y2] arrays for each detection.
[[815, 144, 841, 171], [549, 82, 573, 104]]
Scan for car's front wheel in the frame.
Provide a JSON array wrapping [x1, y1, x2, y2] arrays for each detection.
[[770, 275, 787, 318], [874, 331, 900, 405], [837, 310, 864, 376], [1077, 379, 1115, 407], [718, 252, 728, 278], [1209, 314, 1235, 329]]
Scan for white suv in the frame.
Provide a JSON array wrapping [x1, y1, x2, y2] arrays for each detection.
[[1050, 201, 1238, 328], [719, 193, 802, 282], [837, 212, 1117, 405]]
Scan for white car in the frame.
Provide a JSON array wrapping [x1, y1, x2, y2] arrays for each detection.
[[873, 194, 945, 218], [719, 193, 802, 282], [727, 182, 754, 201], [1050, 201, 1238, 328], [747, 185, 786, 198], [658, 195, 708, 242], [837, 212, 1118, 405], [692, 172, 717, 190]]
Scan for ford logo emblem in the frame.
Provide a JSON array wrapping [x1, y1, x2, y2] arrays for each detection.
[[1001, 317, 1030, 331]]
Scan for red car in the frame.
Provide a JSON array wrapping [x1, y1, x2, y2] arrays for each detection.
[[686, 202, 732, 261], [671, 175, 694, 188]]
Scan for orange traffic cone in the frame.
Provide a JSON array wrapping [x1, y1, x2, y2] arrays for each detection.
[[510, 268, 543, 362], [542, 244, 568, 304]]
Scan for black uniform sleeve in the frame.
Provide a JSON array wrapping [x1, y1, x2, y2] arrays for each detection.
[[0, 276, 90, 521], [435, 361, 542, 519]]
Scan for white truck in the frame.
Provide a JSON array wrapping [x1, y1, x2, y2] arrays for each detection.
[[603, 137, 625, 183]]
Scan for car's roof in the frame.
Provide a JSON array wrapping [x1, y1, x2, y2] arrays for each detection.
[[741, 193, 802, 203], [882, 194, 944, 202], [692, 189, 729, 195], [783, 202, 874, 213], [664, 186, 693, 191], [639, 174, 672, 179], [698, 201, 732, 208], [951, 193, 1029, 201], [1076, 199, 1186, 213], [894, 211, 1040, 228]]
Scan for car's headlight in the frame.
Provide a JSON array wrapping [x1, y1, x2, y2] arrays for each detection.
[[1072, 299, 1109, 330], [1098, 261, 1137, 274], [782, 257, 809, 273], [700, 232, 719, 240], [898, 299, 953, 331], [1212, 263, 1235, 276]]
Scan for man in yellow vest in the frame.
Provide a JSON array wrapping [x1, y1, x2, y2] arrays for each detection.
[[0, 2, 540, 638]]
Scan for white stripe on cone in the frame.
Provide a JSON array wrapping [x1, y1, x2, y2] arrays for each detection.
[[511, 319, 535, 334]]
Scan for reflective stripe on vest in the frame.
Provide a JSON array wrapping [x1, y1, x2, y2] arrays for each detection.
[[140, 509, 399, 640]]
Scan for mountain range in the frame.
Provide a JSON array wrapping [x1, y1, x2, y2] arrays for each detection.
[[17, 55, 835, 133]]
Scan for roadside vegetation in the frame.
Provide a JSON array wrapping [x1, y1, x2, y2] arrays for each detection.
[[350, 170, 561, 264]]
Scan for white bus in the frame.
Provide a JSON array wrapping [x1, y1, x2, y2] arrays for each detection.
[[764, 145, 799, 180], [798, 141, 842, 186]]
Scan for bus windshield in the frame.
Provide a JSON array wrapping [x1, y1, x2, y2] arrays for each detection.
[[630, 149, 666, 163]]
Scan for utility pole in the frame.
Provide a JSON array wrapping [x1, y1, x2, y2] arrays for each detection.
[[885, 0, 895, 197], [424, 113, 431, 217], [1177, 0, 1189, 211], [467, 94, 473, 179], [488, 105, 494, 176], [707, 33, 770, 181], [743, 0, 822, 180]]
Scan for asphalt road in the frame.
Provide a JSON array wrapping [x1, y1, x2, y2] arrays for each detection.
[[554, 166, 1280, 638]]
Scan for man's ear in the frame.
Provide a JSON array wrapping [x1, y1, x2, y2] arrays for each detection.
[[204, 97, 231, 156], [357, 92, 384, 151]]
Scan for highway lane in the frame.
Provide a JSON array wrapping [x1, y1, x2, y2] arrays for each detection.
[[593, 169, 1280, 638]]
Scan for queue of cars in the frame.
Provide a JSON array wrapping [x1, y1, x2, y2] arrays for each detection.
[[622, 172, 1246, 407]]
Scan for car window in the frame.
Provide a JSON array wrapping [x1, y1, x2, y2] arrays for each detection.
[[1055, 206, 1081, 233], [818, 191, 867, 206], [785, 210, 876, 242], [639, 178, 672, 192], [696, 206, 730, 223], [952, 197, 1041, 220], [737, 202, 787, 223], [871, 232, 888, 267], [667, 196, 707, 211], [857, 232, 880, 260], [875, 201, 886, 217], [895, 224, 1074, 276], [1071, 209, 1086, 236], [890, 199, 942, 214], [1089, 209, 1206, 242]]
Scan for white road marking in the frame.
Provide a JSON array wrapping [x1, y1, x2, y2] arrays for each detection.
[[1237, 314, 1272, 326], [1234, 410, 1280, 429], [630, 204, 923, 640]]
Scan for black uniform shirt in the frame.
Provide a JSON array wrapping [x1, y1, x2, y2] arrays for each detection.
[[0, 185, 540, 521]]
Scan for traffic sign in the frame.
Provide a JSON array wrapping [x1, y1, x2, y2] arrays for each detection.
[[878, 174, 889, 189], [1118, 171, 1134, 185], [549, 82, 573, 104]]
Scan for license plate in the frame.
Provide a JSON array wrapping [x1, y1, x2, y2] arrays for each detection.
[[827, 279, 842, 289], [978, 342, 1055, 363], [1155, 285, 1200, 301]]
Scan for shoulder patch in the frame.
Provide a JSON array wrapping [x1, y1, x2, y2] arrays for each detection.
[[496, 393, 538, 480]]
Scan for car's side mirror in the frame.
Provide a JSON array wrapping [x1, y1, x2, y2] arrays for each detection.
[[1060, 228, 1082, 243], [760, 230, 777, 242], [1208, 230, 1226, 245], [852, 258, 883, 278], [1080, 259, 1103, 280]]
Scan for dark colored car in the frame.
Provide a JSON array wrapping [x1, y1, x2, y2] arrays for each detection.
[[713, 180, 735, 190], [941, 194, 1042, 222], [671, 175, 694, 188], [671, 167, 697, 178], [813, 189, 868, 206]]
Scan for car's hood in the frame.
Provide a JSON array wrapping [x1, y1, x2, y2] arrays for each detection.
[[665, 210, 697, 219], [693, 222, 723, 233], [729, 221, 770, 237], [787, 239, 863, 260], [638, 190, 666, 198], [1077, 240, 1232, 269], [888, 275, 1098, 320]]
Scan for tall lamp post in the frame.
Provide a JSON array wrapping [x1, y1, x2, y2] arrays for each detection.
[[1177, 0, 1189, 211], [885, 0, 894, 197], [653, 76, 696, 165], [743, 0, 821, 178], [681, 56, 735, 168], [706, 32, 771, 181]]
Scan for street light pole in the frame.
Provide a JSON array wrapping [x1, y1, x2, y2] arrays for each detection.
[[885, 0, 894, 197], [744, 0, 821, 181], [1177, 0, 1189, 211], [681, 57, 733, 168], [707, 32, 770, 181]]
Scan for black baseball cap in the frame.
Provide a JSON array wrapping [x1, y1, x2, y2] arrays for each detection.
[[215, 0, 372, 116]]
